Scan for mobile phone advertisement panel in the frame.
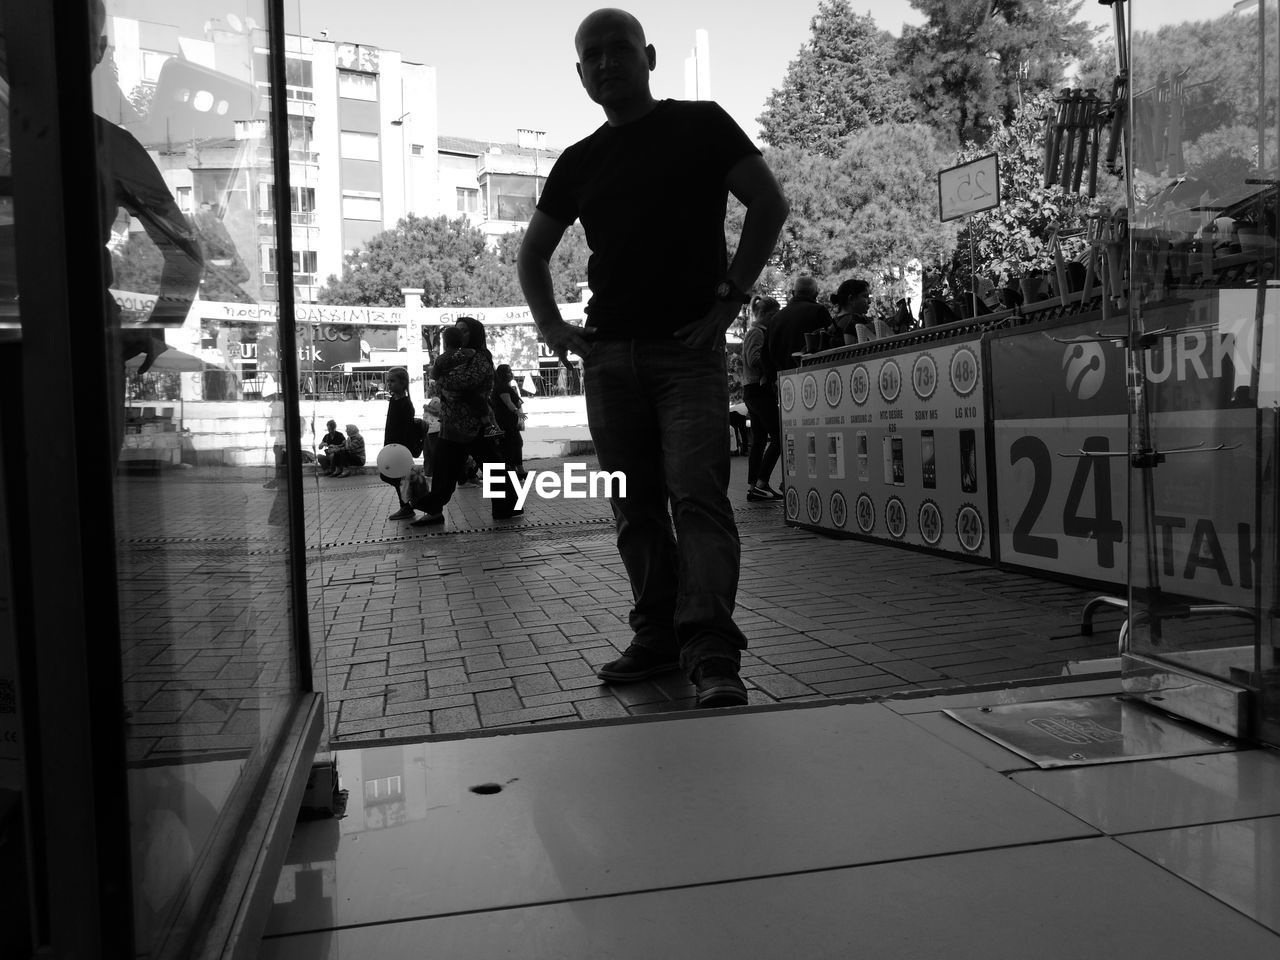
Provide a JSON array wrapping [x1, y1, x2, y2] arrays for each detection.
[[778, 338, 991, 559], [989, 299, 1261, 605]]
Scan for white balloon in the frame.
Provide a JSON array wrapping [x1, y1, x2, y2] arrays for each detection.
[[377, 443, 413, 479]]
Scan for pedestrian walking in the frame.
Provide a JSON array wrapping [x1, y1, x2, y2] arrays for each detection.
[[517, 7, 789, 707]]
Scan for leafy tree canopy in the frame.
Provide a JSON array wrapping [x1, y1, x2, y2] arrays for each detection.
[[1125, 7, 1277, 191], [318, 214, 593, 308], [898, 0, 1096, 146], [767, 123, 958, 292], [319, 214, 492, 307], [757, 0, 914, 156], [952, 91, 1118, 288]]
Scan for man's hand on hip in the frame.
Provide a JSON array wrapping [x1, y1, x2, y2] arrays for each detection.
[[541, 318, 594, 364], [675, 300, 741, 349]]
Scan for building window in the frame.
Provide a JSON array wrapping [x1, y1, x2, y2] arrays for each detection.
[[364, 775, 403, 803], [259, 185, 316, 216], [176, 186, 192, 213], [411, 144, 424, 156], [340, 130, 379, 162], [141, 50, 169, 84], [338, 70, 377, 101], [288, 115, 315, 158], [265, 248, 319, 274], [342, 194, 381, 220], [253, 51, 314, 100], [456, 188, 479, 213], [285, 56, 313, 89]]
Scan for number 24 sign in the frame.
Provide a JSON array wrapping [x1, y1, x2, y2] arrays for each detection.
[[938, 153, 1000, 222]]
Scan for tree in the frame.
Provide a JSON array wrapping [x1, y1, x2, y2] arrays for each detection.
[[898, 0, 1096, 146], [318, 214, 496, 307], [766, 124, 959, 294], [952, 91, 1117, 288], [494, 223, 593, 304], [318, 215, 595, 308], [757, 0, 914, 157]]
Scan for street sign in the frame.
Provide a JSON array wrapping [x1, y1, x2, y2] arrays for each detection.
[[938, 153, 1001, 222]]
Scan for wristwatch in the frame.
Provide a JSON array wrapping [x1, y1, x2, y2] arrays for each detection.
[[714, 278, 751, 304]]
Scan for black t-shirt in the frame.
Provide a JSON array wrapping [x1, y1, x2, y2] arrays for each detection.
[[537, 99, 760, 339], [493, 383, 521, 431], [764, 300, 832, 378]]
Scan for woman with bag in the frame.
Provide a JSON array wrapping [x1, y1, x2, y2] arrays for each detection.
[[410, 317, 520, 526]]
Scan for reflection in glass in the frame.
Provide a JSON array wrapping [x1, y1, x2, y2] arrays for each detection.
[[94, 1, 301, 954], [1126, 1, 1280, 733]]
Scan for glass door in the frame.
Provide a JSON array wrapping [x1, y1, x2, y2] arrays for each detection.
[[1124, 0, 1280, 742]]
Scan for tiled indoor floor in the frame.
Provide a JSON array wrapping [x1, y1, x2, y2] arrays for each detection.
[[258, 680, 1280, 958]]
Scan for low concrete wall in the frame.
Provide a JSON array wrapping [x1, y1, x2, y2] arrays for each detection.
[[165, 396, 592, 466]]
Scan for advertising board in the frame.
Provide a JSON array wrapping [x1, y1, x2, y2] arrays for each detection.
[[778, 337, 991, 559], [988, 292, 1270, 604]]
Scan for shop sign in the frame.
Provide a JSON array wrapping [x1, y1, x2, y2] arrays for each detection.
[[937, 153, 1001, 222]]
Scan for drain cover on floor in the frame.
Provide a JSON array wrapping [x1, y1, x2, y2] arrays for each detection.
[[945, 696, 1238, 768]]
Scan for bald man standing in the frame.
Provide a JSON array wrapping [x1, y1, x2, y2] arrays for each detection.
[[518, 8, 789, 707]]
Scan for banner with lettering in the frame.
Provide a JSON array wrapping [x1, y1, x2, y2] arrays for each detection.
[[778, 338, 992, 559], [988, 293, 1269, 605]]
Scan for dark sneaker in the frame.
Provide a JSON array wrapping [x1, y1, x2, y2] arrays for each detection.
[[755, 482, 784, 500], [693, 659, 748, 708], [596, 643, 681, 682], [388, 506, 416, 521], [747, 485, 772, 502], [409, 512, 444, 527]]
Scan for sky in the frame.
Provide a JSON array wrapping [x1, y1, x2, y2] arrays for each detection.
[[124, 0, 1238, 147]]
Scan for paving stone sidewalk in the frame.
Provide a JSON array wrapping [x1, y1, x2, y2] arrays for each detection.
[[296, 454, 1122, 742]]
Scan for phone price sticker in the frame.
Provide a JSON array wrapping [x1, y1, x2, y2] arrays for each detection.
[[801, 374, 819, 410], [785, 486, 800, 520], [918, 500, 944, 546], [949, 346, 980, 397], [805, 489, 823, 524], [912, 353, 939, 400], [850, 365, 871, 405], [855, 494, 876, 533], [955, 504, 985, 553], [830, 491, 848, 529], [885, 497, 908, 539], [824, 369, 843, 407], [780, 377, 796, 412], [878, 359, 902, 403]]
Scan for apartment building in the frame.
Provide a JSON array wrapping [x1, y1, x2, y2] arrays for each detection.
[[103, 15, 554, 306]]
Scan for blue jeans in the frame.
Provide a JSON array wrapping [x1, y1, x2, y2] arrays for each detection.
[[583, 339, 747, 673]]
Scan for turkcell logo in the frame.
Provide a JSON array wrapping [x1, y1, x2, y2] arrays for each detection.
[[1062, 341, 1106, 401], [482, 463, 626, 510]]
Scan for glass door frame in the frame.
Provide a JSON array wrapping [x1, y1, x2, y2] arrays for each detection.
[[4, 1, 323, 956], [1120, 0, 1280, 746]]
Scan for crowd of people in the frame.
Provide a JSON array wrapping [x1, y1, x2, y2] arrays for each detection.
[[309, 319, 528, 522]]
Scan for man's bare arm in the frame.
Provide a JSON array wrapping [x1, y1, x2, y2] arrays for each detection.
[[675, 154, 789, 348], [517, 211, 594, 363]]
